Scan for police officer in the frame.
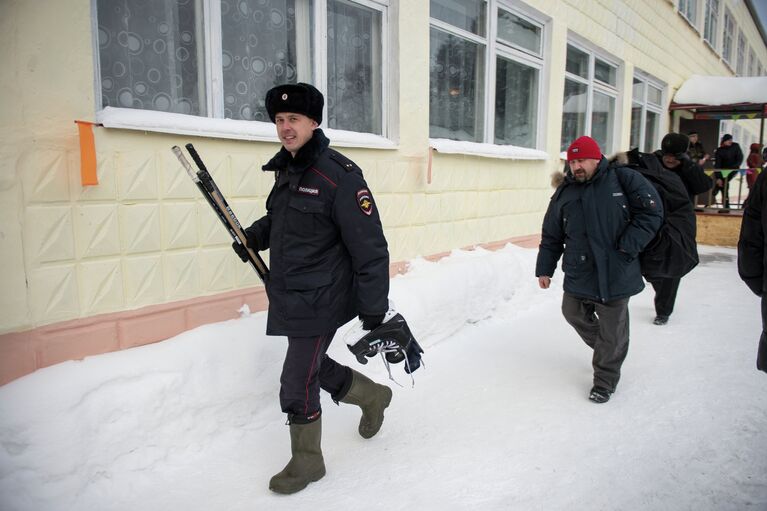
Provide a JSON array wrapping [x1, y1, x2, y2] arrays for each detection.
[[233, 83, 393, 494]]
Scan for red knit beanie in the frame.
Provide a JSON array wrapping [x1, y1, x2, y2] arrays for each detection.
[[567, 136, 602, 161]]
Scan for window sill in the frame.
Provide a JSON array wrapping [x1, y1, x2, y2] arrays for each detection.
[[95, 107, 398, 150], [429, 138, 549, 160]]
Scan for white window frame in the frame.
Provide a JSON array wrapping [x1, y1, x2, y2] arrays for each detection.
[[678, 0, 699, 30], [561, 37, 622, 154], [721, 8, 735, 66], [91, 0, 397, 147], [631, 71, 666, 153], [748, 48, 757, 76], [428, 0, 551, 157], [703, 0, 720, 51], [736, 30, 747, 76]]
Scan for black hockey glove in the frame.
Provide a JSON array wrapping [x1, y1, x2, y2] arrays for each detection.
[[360, 313, 385, 331]]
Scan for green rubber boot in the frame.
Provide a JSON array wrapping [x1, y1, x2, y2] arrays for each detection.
[[268, 418, 325, 494], [340, 369, 393, 439]]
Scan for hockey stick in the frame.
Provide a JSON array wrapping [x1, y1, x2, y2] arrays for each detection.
[[172, 144, 269, 283]]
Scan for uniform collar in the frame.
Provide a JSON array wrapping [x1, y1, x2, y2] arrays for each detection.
[[262, 129, 330, 174]]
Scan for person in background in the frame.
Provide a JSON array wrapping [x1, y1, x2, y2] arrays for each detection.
[[712, 134, 744, 207], [737, 168, 767, 374], [687, 131, 710, 166], [646, 133, 712, 325], [536, 136, 663, 404], [233, 83, 393, 494], [747, 143, 764, 190]]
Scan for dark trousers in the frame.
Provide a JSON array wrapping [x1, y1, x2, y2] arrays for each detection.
[[279, 330, 352, 422], [759, 296, 767, 373], [562, 293, 630, 393], [648, 277, 682, 318]]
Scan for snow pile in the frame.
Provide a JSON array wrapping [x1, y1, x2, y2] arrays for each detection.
[[0, 245, 765, 511], [673, 75, 767, 105]]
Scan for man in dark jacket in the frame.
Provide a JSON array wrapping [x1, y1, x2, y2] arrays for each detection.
[[713, 134, 744, 207], [645, 133, 713, 325], [233, 83, 393, 494], [737, 168, 767, 374], [536, 136, 663, 404]]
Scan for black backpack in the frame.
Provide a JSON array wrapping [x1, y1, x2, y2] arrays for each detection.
[[615, 148, 699, 280]]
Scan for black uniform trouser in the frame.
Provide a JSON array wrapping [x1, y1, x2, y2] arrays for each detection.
[[279, 330, 353, 423], [758, 296, 767, 373], [648, 277, 681, 318], [562, 293, 630, 393]]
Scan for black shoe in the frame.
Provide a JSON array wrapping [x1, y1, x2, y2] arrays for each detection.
[[653, 315, 669, 326], [588, 386, 612, 404]]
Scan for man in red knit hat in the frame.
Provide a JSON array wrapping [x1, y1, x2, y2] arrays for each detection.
[[536, 136, 663, 403]]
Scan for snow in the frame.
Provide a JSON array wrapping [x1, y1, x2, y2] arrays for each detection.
[[1, 244, 765, 511], [429, 138, 549, 160], [95, 107, 397, 149], [673, 75, 767, 106]]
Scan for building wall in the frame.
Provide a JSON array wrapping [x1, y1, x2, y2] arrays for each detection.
[[1, 0, 765, 382]]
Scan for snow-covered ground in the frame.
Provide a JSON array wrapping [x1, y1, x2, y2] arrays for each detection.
[[1, 244, 765, 511]]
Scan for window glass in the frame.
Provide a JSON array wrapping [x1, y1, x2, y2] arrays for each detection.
[[97, 0, 204, 115], [221, 0, 305, 122], [736, 32, 746, 75], [561, 79, 587, 151], [630, 105, 642, 149], [679, 0, 697, 24], [722, 10, 734, 63], [703, 0, 719, 46], [644, 110, 659, 153], [594, 58, 616, 86], [429, 28, 485, 142], [632, 77, 644, 100], [565, 45, 589, 78], [497, 8, 540, 55], [430, 0, 486, 36], [494, 56, 538, 147], [327, 0, 382, 134], [647, 85, 662, 106], [590, 91, 615, 154]]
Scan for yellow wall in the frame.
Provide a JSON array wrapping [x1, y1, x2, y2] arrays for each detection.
[[1, 0, 766, 335]]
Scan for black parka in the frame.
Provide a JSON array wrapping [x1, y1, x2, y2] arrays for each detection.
[[738, 169, 767, 296], [246, 129, 390, 336], [536, 158, 664, 302]]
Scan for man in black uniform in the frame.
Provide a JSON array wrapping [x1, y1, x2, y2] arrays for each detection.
[[738, 168, 767, 374], [233, 83, 393, 494], [646, 133, 712, 325]]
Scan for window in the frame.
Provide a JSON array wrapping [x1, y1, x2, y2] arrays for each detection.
[[95, 0, 390, 136], [630, 74, 664, 153], [722, 9, 735, 65], [703, 0, 719, 48], [678, 0, 698, 26], [736, 31, 746, 75], [748, 48, 757, 76], [429, 0, 546, 149], [561, 43, 620, 154]]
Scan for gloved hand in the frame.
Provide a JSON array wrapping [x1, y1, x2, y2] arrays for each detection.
[[232, 230, 259, 263], [360, 313, 385, 331]]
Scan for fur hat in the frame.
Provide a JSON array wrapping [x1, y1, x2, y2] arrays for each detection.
[[566, 136, 601, 161], [265, 83, 324, 124], [661, 132, 689, 156]]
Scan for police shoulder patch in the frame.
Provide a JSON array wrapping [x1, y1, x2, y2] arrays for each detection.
[[356, 189, 374, 216]]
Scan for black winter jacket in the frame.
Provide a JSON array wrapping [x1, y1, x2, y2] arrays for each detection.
[[536, 158, 664, 302], [627, 151, 703, 279], [738, 169, 767, 297], [714, 143, 744, 170], [652, 150, 713, 202], [246, 129, 390, 336]]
